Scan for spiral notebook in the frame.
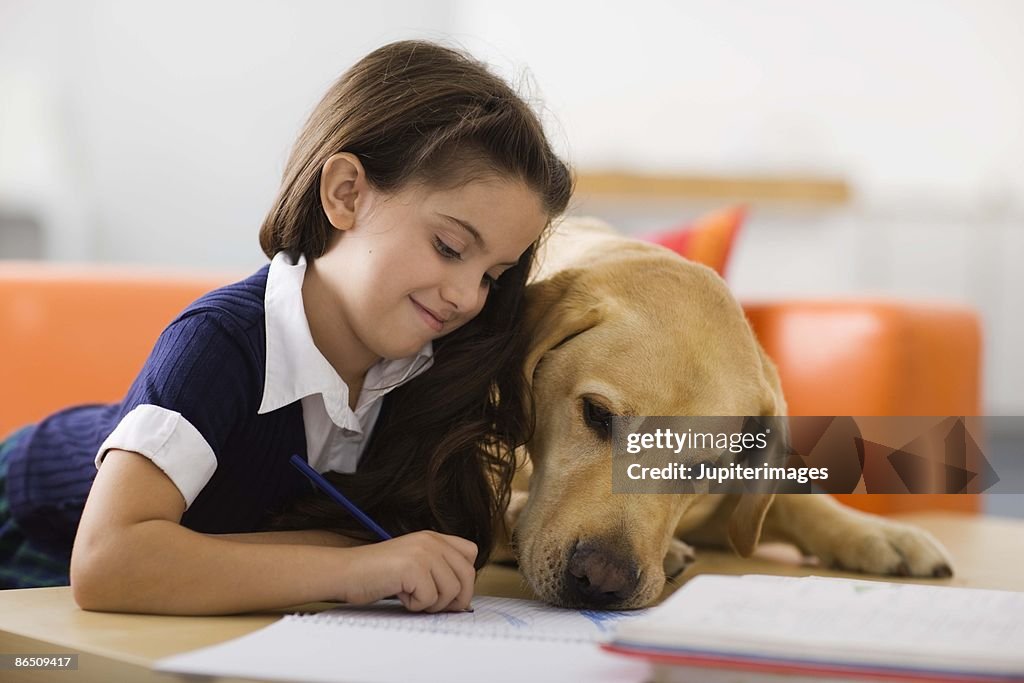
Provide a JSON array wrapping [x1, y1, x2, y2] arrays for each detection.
[[154, 596, 654, 683]]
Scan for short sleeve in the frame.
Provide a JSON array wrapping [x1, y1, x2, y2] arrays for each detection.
[[95, 310, 261, 508]]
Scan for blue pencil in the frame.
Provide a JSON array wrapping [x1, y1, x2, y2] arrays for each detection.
[[289, 454, 474, 612], [289, 454, 393, 541]]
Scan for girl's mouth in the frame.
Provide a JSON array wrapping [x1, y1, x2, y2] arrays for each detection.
[[411, 297, 444, 332]]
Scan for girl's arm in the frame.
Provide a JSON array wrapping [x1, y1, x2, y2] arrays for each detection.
[[210, 530, 368, 547], [70, 449, 476, 616]]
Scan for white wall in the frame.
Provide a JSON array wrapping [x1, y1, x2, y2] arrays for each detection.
[[452, 0, 1024, 415], [0, 0, 1021, 413], [453, 0, 1024, 201], [0, 0, 457, 267]]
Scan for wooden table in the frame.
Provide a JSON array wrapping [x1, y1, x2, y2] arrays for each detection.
[[1, 512, 1021, 683]]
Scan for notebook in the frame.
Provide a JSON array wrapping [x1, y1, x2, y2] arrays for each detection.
[[604, 574, 1024, 682], [154, 595, 653, 683]]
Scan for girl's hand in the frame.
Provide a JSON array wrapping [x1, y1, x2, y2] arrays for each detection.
[[336, 531, 478, 612]]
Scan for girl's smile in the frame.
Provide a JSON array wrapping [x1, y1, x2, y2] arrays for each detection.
[[411, 296, 447, 332]]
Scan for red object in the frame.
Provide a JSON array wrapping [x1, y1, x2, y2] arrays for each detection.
[[644, 205, 746, 278], [602, 642, 1012, 682]]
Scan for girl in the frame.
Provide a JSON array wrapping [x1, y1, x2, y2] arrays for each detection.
[[0, 40, 572, 615]]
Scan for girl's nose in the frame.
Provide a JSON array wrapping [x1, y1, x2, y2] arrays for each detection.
[[441, 269, 485, 314]]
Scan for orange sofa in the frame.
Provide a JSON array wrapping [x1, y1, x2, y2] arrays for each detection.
[[0, 262, 982, 515]]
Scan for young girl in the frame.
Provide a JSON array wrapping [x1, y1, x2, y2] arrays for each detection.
[[0, 40, 572, 615]]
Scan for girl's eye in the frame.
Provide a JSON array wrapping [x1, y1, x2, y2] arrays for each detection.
[[434, 235, 502, 291], [433, 236, 462, 260]]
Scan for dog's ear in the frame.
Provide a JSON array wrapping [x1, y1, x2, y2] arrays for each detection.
[[726, 420, 786, 557], [523, 270, 603, 385], [726, 418, 785, 556], [728, 344, 790, 557], [728, 493, 774, 557]]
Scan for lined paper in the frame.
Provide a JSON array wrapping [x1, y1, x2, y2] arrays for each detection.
[[155, 596, 653, 683]]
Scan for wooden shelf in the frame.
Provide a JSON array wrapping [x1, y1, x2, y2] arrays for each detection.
[[576, 170, 851, 205]]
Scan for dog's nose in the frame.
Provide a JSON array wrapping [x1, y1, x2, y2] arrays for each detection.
[[563, 543, 640, 607]]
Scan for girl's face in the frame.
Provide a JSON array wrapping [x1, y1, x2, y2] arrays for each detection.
[[310, 157, 548, 366]]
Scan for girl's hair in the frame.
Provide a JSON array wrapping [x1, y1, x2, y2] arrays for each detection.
[[264, 40, 573, 568]]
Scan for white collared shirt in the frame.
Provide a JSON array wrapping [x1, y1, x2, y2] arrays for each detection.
[[258, 251, 434, 473], [96, 251, 433, 506]]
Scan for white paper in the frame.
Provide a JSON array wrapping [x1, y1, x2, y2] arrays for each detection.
[[614, 574, 1024, 675], [155, 596, 653, 683]]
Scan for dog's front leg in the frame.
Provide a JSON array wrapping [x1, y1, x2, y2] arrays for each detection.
[[763, 495, 954, 577]]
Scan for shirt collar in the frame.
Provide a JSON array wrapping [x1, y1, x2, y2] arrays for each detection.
[[257, 251, 434, 429]]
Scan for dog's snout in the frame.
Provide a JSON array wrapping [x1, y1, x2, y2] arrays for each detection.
[[563, 543, 640, 607]]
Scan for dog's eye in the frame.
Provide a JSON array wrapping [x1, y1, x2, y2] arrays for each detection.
[[582, 398, 614, 439]]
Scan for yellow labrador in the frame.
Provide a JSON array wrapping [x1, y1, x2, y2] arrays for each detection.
[[500, 216, 954, 609]]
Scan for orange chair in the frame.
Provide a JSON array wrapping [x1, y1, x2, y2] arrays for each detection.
[[0, 263, 983, 515], [745, 300, 982, 514]]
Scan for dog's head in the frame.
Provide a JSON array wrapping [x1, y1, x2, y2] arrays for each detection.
[[514, 243, 786, 609]]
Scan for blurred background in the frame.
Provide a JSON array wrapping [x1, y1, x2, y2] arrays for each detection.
[[1, 0, 1020, 513]]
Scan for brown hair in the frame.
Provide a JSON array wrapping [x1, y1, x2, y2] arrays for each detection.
[[264, 40, 573, 568]]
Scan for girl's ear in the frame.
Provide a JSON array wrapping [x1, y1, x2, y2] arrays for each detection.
[[320, 152, 365, 231]]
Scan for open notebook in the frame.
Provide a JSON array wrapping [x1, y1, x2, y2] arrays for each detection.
[[154, 596, 653, 683], [605, 574, 1024, 682]]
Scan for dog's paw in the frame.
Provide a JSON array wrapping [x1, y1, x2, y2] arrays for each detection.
[[663, 538, 697, 580], [818, 519, 954, 578]]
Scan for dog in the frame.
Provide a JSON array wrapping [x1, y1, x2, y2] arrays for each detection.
[[497, 216, 954, 610]]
